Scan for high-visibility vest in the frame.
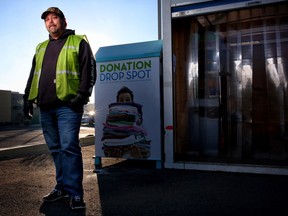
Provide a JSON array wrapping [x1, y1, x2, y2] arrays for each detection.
[[28, 35, 85, 101]]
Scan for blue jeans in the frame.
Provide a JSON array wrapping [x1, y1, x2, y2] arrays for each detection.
[[40, 106, 83, 197]]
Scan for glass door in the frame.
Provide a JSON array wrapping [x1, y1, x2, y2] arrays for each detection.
[[172, 2, 288, 165]]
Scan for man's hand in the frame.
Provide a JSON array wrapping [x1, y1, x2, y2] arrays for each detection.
[[70, 93, 89, 111], [23, 101, 33, 120]]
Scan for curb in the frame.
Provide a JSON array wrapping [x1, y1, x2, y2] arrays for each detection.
[[0, 136, 95, 160]]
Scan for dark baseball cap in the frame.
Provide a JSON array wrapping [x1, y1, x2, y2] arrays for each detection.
[[41, 7, 65, 19]]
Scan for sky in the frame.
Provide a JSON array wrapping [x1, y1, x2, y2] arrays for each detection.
[[0, 0, 159, 102]]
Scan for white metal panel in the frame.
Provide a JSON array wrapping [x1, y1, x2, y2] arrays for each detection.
[[171, 0, 287, 17], [183, 162, 288, 176], [161, 0, 175, 169], [171, 0, 212, 7]]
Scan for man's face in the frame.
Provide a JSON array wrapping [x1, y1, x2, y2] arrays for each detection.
[[44, 13, 65, 39]]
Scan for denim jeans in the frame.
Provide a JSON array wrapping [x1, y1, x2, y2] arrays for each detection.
[[40, 106, 83, 197]]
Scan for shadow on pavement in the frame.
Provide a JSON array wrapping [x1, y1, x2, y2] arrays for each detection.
[[95, 160, 288, 216], [21, 153, 52, 166], [39, 199, 86, 216]]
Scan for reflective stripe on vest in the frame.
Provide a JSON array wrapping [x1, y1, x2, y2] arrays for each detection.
[[28, 35, 85, 101]]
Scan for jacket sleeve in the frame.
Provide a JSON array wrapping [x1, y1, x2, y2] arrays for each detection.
[[23, 56, 36, 101], [78, 39, 97, 97]]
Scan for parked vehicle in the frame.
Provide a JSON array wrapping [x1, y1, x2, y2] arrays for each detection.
[[81, 114, 94, 125]]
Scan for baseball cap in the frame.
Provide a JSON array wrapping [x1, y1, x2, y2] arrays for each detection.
[[41, 7, 65, 19]]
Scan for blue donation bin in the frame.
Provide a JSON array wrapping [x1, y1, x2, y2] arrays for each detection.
[[94, 40, 163, 168]]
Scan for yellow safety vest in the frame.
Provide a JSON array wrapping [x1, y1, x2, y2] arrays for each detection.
[[28, 35, 85, 101]]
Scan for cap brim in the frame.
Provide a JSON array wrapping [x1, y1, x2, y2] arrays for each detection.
[[41, 11, 50, 19], [41, 11, 64, 19]]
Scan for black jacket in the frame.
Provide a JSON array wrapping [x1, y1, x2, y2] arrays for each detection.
[[24, 29, 96, 111]]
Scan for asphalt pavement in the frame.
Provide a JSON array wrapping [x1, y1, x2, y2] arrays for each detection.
[[0, 124, 95, 149], [0, 125, 288, 216], [0, 124, 95, 160]]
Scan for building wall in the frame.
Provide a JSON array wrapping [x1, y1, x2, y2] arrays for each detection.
[[0, 90, 11, 123], [0, 90, 40, 125], [11, 92, 25, 124]]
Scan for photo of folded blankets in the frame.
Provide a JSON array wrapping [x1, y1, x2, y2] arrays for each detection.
[[101, 102, 151, 158]]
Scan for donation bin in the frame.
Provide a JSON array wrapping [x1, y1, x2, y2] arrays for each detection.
[[94, 40, 163, 168]]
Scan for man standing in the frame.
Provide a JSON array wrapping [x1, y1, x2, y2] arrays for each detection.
[[23, 7, 96, 210]]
